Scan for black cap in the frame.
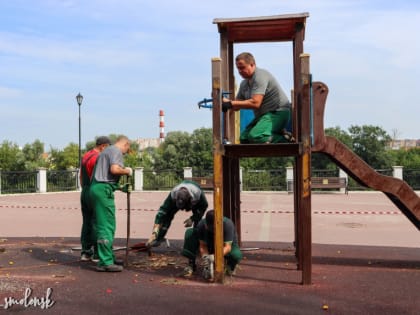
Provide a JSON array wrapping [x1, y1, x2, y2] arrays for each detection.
[[96, 136, 111, 146]]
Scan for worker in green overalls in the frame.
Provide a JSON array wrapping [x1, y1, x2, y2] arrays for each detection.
[[222, 52, 294, 144], [90, 135, 132, 272], [79, 136, 111, 262], [182, 210, 242, 280]]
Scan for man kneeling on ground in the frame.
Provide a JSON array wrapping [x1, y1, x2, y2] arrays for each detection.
[[182, 210, 242, 281]]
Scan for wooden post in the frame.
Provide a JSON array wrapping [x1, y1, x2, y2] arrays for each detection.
[[211, 57, 225, 283], [299, 53, 312, 285], [292, 22, 304, 271]]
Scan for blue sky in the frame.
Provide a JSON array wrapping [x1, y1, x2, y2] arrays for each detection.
[[0, 0, 419, 149]]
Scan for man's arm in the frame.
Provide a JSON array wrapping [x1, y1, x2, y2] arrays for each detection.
[[229, 94, 264, 110], [110, 164, 131, 176], [223, 242, 232, 256]]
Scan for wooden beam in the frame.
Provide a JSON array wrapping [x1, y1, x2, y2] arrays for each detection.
[[224, 143, 302, 158], [211, 57, 225, 284]]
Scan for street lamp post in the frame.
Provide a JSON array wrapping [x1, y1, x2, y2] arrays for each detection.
[[76, 93, 83, 169]]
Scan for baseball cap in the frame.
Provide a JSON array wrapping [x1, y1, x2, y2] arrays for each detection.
[[96, 136, 112, 146]]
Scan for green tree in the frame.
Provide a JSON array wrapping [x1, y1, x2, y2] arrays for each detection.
[[21, 139, 48, 170], [49, 143, 79, 170], [0, 140, 25, 171], [348, 125, 394, 169], [389, 147, 420, 168], [189, 128, 213, 173], [153, 131, 192, 172]]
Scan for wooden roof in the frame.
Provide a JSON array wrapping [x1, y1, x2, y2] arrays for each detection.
[[213, 13, 309, 43]]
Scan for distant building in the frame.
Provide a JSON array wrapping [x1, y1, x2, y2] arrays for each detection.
[[388, 139, 420, 150], [136, 138, 160, 150]]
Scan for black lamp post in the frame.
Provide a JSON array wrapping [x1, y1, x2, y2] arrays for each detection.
[[76, 93, 83, 169]]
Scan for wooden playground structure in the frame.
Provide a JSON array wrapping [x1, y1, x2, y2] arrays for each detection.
[[209, 13, 420, 284]]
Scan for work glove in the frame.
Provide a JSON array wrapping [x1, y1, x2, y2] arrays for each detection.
[[222, 101, 232, 112], [120, 183, 132, 193], [146, 225, 161, 247], [183, 217, 193, 228], [201, 254, 214, 281], [125, 167, 133, 177]]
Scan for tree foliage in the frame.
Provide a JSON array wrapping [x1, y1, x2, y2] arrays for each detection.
[[0, 126, 419, 173], [0, 141, 24, 171], [151, 129, 213, 175], [348, 125, 394, 169]]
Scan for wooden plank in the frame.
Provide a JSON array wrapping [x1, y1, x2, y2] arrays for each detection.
[[213, 13, 309, 24], [224, 143, 302, 158], [213, 13, 309, 43]]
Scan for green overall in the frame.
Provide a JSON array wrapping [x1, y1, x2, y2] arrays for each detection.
[[240, 110, 290, 144], [80, 156, 97, 257], [90, 174, 120, 266]]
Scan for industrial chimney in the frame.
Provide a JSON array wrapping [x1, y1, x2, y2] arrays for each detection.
[[159, 110, 165, 143]]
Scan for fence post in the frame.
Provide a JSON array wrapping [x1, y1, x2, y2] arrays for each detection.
[[286, 166, 294, 192], [76, 168, 81, 191], [183, 167, 192, 179], [239, 167, 243, 192], [339, 168, 348, 194], [37, 168, 47, 193], [393, 165, 403, 180], [0, 169, 2, 194], [134, 167, 144, 191]]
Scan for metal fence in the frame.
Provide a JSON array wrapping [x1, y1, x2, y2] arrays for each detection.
[[47, 170, 78, 192], [0, 171, 37, 194], [404, 169, 420, 190], [143, 170, 182, 190], [1, 167, 419, 194], [242, 169, 287, 191]]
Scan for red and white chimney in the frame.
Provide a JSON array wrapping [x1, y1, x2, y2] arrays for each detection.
[[159, 110, 165, 143]]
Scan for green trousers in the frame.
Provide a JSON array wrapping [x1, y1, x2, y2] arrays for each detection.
[[80, 186, 97, 256], [182, 228, 243, 269], [240, 110, 290, 144], [90, 182, 118, 266]]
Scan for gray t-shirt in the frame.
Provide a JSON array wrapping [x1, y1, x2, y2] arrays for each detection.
[[236, 67, 290, 118], [93, 145, 123, 183]]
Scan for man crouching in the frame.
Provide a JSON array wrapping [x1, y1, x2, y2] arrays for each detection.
[[182, 210, 242, 281]]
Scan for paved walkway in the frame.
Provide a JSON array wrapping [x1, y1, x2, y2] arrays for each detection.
[[1, 191, 419, 247], [0, 191, 419, 314]]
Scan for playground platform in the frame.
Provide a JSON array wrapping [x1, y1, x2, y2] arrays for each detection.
[[0, 191, 419, 314]]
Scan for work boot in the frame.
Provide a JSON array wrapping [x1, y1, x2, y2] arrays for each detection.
[[80, 253, 92, 262], [95, 264, 123, 272], [225, 264, 238, 276], [183, 265, 194, 277], [281, 129, 295, 142], [201, 255, 214, 281], [182, 258, 196, 277]]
